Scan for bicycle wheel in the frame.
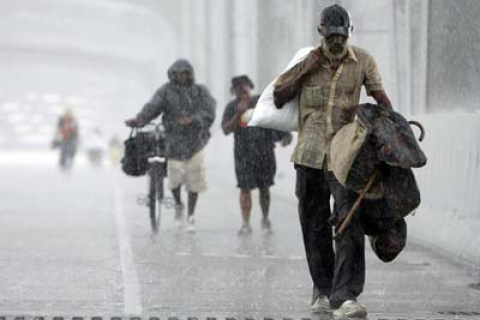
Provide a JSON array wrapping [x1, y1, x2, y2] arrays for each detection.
[[148, 167, 159, 233], [155, 174, 164, 231]]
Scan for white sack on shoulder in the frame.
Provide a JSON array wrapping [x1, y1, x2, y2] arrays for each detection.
[[248, 47, 314, 132]]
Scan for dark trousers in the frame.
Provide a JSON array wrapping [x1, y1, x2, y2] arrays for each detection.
[[295, 164, 365, 309]]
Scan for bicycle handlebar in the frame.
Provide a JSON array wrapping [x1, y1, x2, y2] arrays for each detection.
[[141, 122, 164, 134], [127, 122, 164, 132], [143, 122, 163, 129]]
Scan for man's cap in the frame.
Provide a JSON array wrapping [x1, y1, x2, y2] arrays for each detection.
[[318, 4, 354, 38]]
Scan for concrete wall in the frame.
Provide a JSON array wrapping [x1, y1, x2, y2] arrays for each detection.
[[397, 1, 480, 265], [407, 114, 480, 265], [426, 0, 480, 113]]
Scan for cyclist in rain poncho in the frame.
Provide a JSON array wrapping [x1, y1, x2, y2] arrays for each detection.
[[126, 59, 216, 232]]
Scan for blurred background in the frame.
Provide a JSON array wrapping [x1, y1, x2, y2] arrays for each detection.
[[2, 0, 480, 151], [0, 1, 480, 313]]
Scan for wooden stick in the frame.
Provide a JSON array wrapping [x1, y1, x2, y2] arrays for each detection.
[[334, 170, 379, 239]]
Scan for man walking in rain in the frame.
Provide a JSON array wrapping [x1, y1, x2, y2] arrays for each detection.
[[126, 59, 216, 232], [273, 5, 392, 318], [222, 75, 292, 235]]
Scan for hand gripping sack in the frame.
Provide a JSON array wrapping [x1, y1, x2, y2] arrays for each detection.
[[121, 129, 153, 176], [248, 47, 314, 132]]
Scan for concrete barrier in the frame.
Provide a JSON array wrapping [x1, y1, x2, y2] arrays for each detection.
[[407, 113, 480, 265]]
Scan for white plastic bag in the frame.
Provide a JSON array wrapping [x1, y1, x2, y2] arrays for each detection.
[[248, 47, 314, 132]]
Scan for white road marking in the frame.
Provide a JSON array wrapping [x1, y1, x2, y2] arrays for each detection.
[[175, 252, 193, 256], [229, 253, 251, 259], [288, 256, 306, 260], [263, 255, 281, 260], [112, 173, 143, 315]]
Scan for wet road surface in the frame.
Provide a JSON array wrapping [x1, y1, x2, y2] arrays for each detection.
[[0, 161, 479, 320]]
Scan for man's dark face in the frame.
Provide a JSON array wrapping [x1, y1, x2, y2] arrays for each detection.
[[175, 72, 190, 86], [234, 84, 251, 100], [325, 34, 348, 55]]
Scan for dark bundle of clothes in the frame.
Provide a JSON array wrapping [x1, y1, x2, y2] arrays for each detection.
[[330, 103, 427, 262]]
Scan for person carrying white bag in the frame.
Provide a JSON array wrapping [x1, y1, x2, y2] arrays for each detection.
[[251, 4, 394, 319]]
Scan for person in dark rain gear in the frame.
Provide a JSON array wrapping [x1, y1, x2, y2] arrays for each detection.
[[222, 75, 292, 235], [126, 59, 216, 232]]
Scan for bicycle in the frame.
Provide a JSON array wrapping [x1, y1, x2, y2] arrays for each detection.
[[136, 122, 171, 233]]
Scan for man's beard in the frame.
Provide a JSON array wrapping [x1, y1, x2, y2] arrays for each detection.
[[322, 38, 348, 62], [330, 42, 345, 55]]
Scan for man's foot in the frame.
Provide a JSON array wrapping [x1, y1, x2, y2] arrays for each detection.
[[310, 295, 331, 313], [174, 204, 184, 229], [261, 218, 273, 234], [237, 223, 252, 236], [333, 300, 367, 318], [186, 215, 196, 233]]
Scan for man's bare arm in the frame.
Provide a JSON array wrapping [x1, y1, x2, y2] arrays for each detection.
[[371, 90, 393, 109]]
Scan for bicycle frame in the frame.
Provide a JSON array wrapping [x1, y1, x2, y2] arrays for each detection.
[[145, 122, 167, 190], [138, 122, 172, 233]]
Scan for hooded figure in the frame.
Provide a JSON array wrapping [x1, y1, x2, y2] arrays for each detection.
[[136, 59, 216, 161], [131, 59, 216, 232]]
